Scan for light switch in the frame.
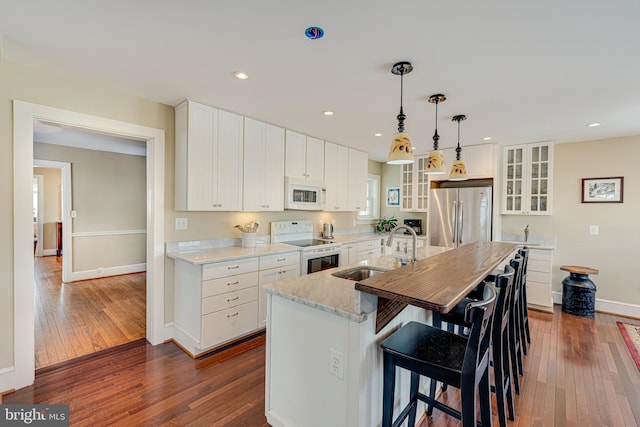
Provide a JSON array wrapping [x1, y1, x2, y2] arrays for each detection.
[[589, 225, 599, 235]]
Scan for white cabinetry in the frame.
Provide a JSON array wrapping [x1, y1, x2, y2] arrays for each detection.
[[285, 130, 324, 181], [340, 242, 358, 266], [400, 156, 429, 212], [432, 144, 496, 181], [502, 142, 554, 215], [525, 248, 554, 312], [356, 239, 383, 263], [175, 100, 244, 211], [174, 257, 260, 355], [348, 148, 368, 212], [324, 142, 350, 211], [243, 118, 285, 211], [384, 236, 425, 255], [258, 252, 300, 327]]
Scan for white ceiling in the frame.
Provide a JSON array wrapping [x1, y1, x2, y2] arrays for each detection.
[[2, 0, 640, 161]]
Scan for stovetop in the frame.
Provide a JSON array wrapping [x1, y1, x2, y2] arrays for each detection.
[[284, 239, 335, 248]]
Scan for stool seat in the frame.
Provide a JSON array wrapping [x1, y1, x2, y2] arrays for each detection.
[[560, 265, 599, 275]]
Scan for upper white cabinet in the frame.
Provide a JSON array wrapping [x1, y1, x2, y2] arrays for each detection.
[[243, 118, 285, 211], [175, 100, 244, 211], [324, 142, 349, 211], [285, 130, 324, 181], [347, 148, 368, 212], [400, 156, 429, 212], [432, 144, 497, 181], [501, 142, 554, 215]]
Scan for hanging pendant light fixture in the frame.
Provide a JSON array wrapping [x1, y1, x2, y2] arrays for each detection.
[[449, 115, 469, 181], [424, 94, 447, 174], [387, 61, 415, 164]]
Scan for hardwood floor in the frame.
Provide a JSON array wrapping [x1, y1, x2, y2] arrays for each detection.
[[7, 304, 640, 426], [34, 256, 146, 369]]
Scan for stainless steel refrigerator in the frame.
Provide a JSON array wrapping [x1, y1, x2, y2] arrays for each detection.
[[429, 186, 492, 248]]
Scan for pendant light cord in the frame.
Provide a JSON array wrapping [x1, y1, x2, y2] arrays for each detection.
[[456, 119, 462, 160], [397, 66, 406, 133], [432, 97, 440, 150]]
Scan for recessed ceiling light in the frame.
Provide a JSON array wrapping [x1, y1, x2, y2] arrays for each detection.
[[587, 122, 601, 127], [233, 71, 249, 80], [323, 111, 334, 116], [374, 133, 382, 137], [483, 136, 492, 141]]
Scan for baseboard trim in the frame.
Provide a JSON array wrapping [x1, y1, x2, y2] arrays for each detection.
[[69, 263, 146, 282], [552, 291, 640, 319]]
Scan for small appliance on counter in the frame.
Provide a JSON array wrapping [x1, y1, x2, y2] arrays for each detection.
[[403, 219, 423, 235], [322, 223, 334, 239]]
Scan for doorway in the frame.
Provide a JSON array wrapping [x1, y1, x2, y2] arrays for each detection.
[[11, 100, 165, 390]]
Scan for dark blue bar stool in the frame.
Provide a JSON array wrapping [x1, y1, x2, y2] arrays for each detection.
[[517, 248, 531, 349], [432, 266, 516, 427], [380, 285, 497, 427]]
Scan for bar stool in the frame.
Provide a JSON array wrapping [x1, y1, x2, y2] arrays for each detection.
[[508, 256, 524, 394], [517, 248, 531, 350], [432, 266, 516, 427], [380, 285, 497, 427]]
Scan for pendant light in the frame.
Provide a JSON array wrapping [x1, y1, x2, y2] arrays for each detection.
[[387, 61, 415, 164], [449, 115, 469, 181], [424, 94, 447, 174]]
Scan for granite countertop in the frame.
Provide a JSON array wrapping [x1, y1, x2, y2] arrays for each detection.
[[263, 245, 450, 323], [166, 241, 301, 264]]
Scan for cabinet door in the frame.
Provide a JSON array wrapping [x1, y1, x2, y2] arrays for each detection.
[[305, 136, 325, 181], [214, 110, 244, 210], [400, 156, 428, 212], [502, 145, 526, 214], [502, 142, 553, 215], [527, 143, 552, 214], [400, 162, 414, 211], [244, 119, 284, 211], [348, 148, 367, 211], [285, 130, 307, 178], [324, 142, 338, 210]]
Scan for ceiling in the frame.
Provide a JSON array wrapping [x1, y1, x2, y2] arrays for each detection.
[[2, 0, 640, 161]]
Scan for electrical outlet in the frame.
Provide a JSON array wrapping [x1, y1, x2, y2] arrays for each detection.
[[175, 218, 188, 230], [589, 224, 599, 235], [329, 348, 344, 379]]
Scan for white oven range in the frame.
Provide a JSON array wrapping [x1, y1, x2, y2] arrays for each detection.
[[271, 220, 341, 275]]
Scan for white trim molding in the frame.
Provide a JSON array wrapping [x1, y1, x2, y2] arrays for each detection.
[[72, 229, 147, 237], [70, 263, 147, 282]]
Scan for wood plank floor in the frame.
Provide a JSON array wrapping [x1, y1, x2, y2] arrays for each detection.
[[7, 304, 640, 426], [34, 256, 146, 369]]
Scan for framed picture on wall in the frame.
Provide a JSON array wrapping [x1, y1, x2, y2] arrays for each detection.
[[581, 176, 624, 203], [386, 187, 400, 207]]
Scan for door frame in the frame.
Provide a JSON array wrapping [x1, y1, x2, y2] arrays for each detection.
[[10, 100, 165, 390], [33, 160, 72, 280]]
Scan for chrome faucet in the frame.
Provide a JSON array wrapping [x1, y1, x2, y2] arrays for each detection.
[[386, 225, 418, 263], [524, 225, 529, 242]]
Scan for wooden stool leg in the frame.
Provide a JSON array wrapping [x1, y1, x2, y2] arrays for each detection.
[[479, 367, 493, 427], [460, 377, 478, 427], [382, 353, 395, 427], [408, 372, 420, 427]]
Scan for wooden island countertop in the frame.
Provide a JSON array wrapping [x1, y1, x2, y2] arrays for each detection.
[[355, 241, 517, 332]]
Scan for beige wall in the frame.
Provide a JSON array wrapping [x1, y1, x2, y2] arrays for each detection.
[[0, 58, 174, 371], [502, 136, 640, 304], [34, 143, 146, 271], [33, 167, 61, 250], [378, 162, 428, 227]]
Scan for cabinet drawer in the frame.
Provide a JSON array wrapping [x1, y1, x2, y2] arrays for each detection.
[[358, 240, 381, 251], [260, 252, 300, 270], [529, 249, 552, 262], [202, 257, 259, 280], [528, 259, 551, 273], [528, 270, 551, 283], [202, 286, 258, 315], [201, 301, 258, 348], [527, 282, 552, 308], [203, 271, 258, 297]]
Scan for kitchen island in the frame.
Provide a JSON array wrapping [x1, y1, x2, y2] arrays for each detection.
[[264, 241, 516, 427]]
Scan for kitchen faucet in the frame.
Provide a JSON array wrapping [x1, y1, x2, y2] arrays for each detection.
[[386, 225, 418, 263]]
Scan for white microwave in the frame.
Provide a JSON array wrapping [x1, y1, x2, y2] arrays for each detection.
[[285, 177, 325, 210]]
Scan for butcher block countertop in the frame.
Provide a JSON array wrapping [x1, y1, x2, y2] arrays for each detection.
[[355, 241, 517, 329]]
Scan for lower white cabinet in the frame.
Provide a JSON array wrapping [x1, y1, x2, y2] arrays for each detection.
[[258, 252, 300, 327], [174, 256, 260, 355], [525, 248, 554, 312], [356, 239, 383, 263]]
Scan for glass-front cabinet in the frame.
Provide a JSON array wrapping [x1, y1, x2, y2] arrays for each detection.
[[502, 142, 553, 215], [400, 156, 429, 212]]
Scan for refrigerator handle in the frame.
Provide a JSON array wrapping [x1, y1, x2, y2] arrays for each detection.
[[452, 200, 457, 245], [458, 200, 464, 245]]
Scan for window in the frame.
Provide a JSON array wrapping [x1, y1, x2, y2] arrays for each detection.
[[357, 174, 380, 222]]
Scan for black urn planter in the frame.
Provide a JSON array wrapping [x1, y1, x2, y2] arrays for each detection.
[[560, 266, 598, 318]]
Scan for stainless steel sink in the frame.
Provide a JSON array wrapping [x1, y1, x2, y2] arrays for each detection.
[[331, 266, 388, 281]]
